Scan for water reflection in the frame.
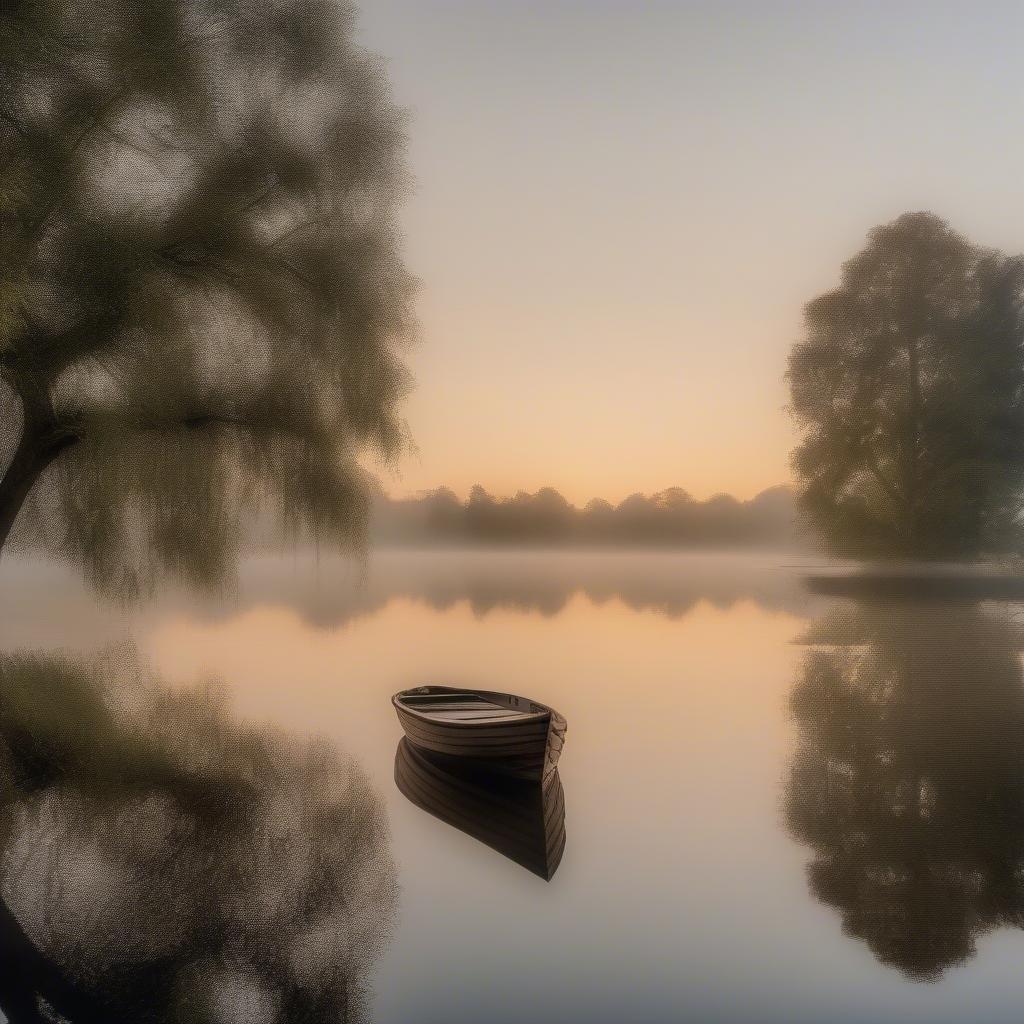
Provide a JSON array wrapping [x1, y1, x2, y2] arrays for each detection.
[[0, 648, 396, 1023], [394, 738, 566, 881], [786, 599, 1024, 980], [0, 549, 811, 643]]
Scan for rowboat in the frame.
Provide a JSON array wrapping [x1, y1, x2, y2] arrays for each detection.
[[394, 738, 566, 880], [391, 685, 566, 782]]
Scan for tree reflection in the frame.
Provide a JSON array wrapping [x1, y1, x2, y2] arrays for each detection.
[[0, 648, 396, 1023], [786, 600, 1024, 980]]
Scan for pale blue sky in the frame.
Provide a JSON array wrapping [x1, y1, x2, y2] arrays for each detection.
[[356, 1, 1024, 502]]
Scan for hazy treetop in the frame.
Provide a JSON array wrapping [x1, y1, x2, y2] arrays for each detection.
[[370, 483, 800, 548], [788, 212, 1024, 559]]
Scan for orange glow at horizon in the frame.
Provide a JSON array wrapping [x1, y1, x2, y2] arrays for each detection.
[[354, 3, 1024, 508]]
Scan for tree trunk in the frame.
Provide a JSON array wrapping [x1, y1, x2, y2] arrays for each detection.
[[906, 330, 920, 552], [0, 420, 77, 557], [0, 895, 73, 1023], [904, 279, 927, 556], [0, 895, 117, 1023]]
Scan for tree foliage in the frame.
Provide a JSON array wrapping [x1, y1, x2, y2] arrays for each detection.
[[0, 0, 414, 593], [370, 483, 799, 548], [788, 212, 1024, 558]]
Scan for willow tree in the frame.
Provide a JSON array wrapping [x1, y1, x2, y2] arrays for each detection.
[[787, 213, 1024, 559], [0, 0, 413, 593]]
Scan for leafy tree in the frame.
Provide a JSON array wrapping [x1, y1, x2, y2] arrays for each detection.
[[787, 212, 1024, 558], [0, 0, 413, 593], [509, 486, 575, 540], [423, 485, 462, 539], [464, 484, 499, 540], [577, 496, 614, 543]]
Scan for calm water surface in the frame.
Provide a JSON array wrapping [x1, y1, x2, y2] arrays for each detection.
[[3, 549, 1024, 1022]]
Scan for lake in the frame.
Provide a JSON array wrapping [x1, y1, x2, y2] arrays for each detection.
[[3, 548, 1024, 1023]]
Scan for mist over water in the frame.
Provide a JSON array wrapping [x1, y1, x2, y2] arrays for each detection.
[[0, 547, 813, 644], [4, 550, 1024, 1022]]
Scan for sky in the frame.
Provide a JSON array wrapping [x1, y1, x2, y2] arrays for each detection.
[[354, 1, 1024, 505]]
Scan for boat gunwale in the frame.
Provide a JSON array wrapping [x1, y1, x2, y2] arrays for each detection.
[[392, 685, 554, 729]]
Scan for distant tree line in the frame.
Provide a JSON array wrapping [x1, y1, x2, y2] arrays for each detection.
[[370, 484, 801, 548]]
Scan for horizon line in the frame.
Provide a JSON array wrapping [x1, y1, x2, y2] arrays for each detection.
[[375, 482, 795, 508]]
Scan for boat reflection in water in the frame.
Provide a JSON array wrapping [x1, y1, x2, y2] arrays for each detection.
[[0, 648, 397, 1024], [394, 738, 567, 881]]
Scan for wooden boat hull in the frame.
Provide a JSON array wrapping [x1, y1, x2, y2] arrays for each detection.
[[392, 686, 566, 782], [394, 738, 566, 880]]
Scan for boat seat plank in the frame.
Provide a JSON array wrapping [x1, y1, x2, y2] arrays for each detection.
[[425, 709, 528, 721], [405, 707, 526, 718], [402, 693, 502, 706], [403, 700, 507, 708]]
